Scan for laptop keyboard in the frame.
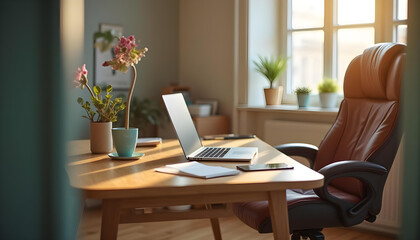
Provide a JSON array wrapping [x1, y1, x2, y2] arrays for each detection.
[[196, 147, 231, 158]]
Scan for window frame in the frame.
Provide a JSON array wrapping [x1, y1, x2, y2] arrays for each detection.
[[393, 0, 408, 43], [279, 0, 404, 104]]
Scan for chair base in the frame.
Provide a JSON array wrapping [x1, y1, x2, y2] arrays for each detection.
[[291, 229, 325, 240]]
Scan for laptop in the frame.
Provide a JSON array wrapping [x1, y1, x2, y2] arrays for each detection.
[[162, 93, 258, 161]]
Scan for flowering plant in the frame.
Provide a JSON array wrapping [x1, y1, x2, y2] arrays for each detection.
[[73, 64, 126, 122], [103, 35, 148, 129]]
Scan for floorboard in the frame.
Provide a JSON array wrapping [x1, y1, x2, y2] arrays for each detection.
[[77, 207, 396, 240]]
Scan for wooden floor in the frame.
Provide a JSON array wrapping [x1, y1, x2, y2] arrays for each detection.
[[78, 207, 396, 240]]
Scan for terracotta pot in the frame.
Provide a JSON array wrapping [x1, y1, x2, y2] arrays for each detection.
[[264, 87, 283, 105], [319, 92, 337, 108], [90, 122, 113, 153]]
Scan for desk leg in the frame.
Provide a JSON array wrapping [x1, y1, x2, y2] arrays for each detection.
[[101, 199, 120, 240], [268, 190, 290, 240], [210, 218, 222, 240], [206, 204, 222, 240]]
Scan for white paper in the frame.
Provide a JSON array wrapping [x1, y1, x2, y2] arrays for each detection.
[[155, 161, 239, 179], [136, 138, 162, 146]]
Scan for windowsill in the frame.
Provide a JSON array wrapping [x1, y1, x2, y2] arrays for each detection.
[[235, 104, 338, 136], [237, 104, 339, 116]]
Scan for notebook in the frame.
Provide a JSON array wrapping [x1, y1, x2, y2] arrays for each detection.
[[162, 93, 258, 161], [155, 161, 240, 179]]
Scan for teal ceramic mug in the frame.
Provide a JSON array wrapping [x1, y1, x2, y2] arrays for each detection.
[[112, 128, 138, 157]]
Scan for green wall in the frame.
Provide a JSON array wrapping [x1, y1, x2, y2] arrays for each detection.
[[69, 0, 180, 140], [401, 0, 420, 239], [0, 0, 79, 239]]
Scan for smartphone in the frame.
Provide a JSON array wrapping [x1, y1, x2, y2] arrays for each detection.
[[236, 163, 294, 172]]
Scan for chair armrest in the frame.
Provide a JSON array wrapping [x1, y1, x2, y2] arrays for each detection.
[[314, 161, 388, 225], [274, 143, 318, 168]]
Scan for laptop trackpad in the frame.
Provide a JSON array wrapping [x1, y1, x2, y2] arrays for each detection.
[[224, 147, 257, 159]]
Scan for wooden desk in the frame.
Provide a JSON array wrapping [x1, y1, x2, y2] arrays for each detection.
[[67, 138, 323, 240]]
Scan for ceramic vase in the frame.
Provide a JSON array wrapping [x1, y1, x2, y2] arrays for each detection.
[[297, 94, 310, 107], [319, 92, 337, 108], [112, 128, 138, 157], [264, 86, 283, 105], [90, 122, 113, 153]]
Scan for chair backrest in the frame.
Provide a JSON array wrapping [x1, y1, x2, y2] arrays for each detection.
[[313, 43, 406, 199]]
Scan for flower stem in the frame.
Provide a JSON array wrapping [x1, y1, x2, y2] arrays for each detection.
[[125, 64, 137, 129], [85, 83, 95, 98]]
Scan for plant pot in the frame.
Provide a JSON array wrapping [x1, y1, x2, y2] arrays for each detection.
[[112, 128, 138, 157], [90, 122, 113, 154], [319, 92, 337, 108], [297, 94, 310, 107], [264, 86, 283, 105]]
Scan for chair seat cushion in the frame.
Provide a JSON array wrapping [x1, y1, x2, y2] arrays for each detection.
[[232, 186, 361, 233]]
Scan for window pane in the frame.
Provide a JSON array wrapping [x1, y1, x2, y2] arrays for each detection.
[[291, 0, 324, 29], [337, 0, 375, 25], [396, 0, 408, 20], [291, 31, 324, 93], [337, 28, 374, 89], [396, 25, 407, 44]]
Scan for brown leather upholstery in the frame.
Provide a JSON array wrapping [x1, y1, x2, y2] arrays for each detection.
[[313, 43, 405, 198], [232, 43, 406, 235]]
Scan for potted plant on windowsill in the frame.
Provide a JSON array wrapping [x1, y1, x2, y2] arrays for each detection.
[[73, 64, 126, 153], [318, 78, 338, 108], [254, 55, 287, 105], [294, 87, 312, 108]]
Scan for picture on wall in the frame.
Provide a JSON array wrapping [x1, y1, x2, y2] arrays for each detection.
[[94, 23, 132, 90]]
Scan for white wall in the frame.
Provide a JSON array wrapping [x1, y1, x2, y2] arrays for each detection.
[[179, 0, 236, 121], [70, 0, 180, 139]]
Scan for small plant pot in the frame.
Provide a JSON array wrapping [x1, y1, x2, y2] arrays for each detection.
[[90, 122, 113, 154], [297, 94, 310, 107], [319, 92, 337, 108], [112, 128, 138, 157], [264, 86, 283, 105]]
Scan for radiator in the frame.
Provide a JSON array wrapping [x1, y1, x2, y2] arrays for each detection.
[[263, 120, 402, 235]]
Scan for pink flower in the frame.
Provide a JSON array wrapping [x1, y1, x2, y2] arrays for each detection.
[[73, 79, 81, 88], [128, 35, 137, 47], [74, 64, 88, 88], [114, 46, 120, 55], [102, 35, 148, 73]]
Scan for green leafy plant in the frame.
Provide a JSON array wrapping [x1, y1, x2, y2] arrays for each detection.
[[318, 78, 338, 93], [253, 55, 287, 88], [93, 30, 118, 53], [294, 87, 312, 95], [114, 97, 167, 136], [74, 64, 126, 122], [129, 98, 167, 127]]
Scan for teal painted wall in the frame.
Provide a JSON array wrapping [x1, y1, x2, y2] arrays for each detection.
[[69, 0, 180, 139], [0, 0, 80, 239], [401, 0, 420, 239]]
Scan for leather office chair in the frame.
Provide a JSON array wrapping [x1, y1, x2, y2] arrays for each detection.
[[232, 43, 406, 239]]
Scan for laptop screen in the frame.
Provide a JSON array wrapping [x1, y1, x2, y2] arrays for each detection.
[[162, 93, 203, 157]]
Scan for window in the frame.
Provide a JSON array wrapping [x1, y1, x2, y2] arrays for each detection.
[[394, 0, 408, 44], [281, 0, 407, 101], [288, 0, 324, 95]]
